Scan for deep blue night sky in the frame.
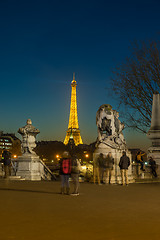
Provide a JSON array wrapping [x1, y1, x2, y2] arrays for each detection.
[[0, 0, 160, 149]]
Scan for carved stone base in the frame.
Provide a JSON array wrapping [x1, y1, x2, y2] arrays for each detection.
[[16, 154, 43, 181], [93, 144, 135, 184]]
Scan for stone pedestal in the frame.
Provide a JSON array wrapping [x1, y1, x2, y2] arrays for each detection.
[[93, 143, 134, 184], [147, 93, 160, 177], [16, 154, 43, 180], [94, 104, 135, 184], [16, 119, 53, 181]]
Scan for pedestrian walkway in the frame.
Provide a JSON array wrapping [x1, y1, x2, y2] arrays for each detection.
[[135, 178, 160, 183], [0, 180, 160, 240]]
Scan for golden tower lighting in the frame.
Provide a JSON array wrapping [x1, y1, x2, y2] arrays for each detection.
[[64, 73, 83, 146]]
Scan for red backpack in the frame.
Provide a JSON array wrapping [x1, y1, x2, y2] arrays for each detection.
[[62, 158, 71, 174]]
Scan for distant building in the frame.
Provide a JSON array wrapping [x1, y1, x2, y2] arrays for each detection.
[[0, 132, 21, 156]]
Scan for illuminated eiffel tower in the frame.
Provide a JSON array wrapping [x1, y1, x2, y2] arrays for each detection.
[[64, 73, 83, 146]]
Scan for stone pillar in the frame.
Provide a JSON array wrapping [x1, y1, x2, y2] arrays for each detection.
[[147, 93, 160, 175]]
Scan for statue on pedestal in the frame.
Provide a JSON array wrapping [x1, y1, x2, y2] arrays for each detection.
[[18, 119, 40, 155], [94, 104, 133, 184], [96, 104, 126, 150], [16, 119, 55, 181]]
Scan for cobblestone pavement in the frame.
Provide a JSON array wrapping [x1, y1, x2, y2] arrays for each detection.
[[0, 180, 160, 240]]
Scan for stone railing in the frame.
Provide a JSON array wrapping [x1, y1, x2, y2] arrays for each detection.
[[132, 163, 153, 179]]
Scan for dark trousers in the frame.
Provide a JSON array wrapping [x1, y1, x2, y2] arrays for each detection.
[[99, 168, 105, 183], [151, 168, 157, 178], [60, 175, 70, 188], [4, 165, 11, 178], [139, 161, 144, 170]]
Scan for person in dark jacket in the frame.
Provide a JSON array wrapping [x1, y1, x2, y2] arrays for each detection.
[[2, 149, 11, 178], [104, 152, 114, 184], [59, 151, 71, 195], [98, 153, 106, 184], [93, 154, 101, 185], [119, 151, 130, 186], [149, 157, 157, 178], [71, 155, 81, 196]]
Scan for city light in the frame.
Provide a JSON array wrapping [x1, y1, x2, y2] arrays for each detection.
[[81, 165, 86, 170]]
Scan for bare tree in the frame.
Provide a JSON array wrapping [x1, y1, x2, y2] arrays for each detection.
[[111, 41, 160, 133]]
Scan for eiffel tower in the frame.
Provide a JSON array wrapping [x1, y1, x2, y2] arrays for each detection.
[[64, 73, 83, 146]]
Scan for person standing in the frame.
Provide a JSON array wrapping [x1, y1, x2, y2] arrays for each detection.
[[71, 155, 81, 196], [98, 153, 106, 183], [135, 151, 145, 171], [105, 152, 114, 184], [149, 157, 157, 178], [93, 155, 101, 185], [2, 149, 11, 178], [119, 151, 130, 186], [59, 151, 72, 195]]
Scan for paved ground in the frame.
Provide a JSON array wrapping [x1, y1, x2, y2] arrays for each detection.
[[0, 180, 160, 240]]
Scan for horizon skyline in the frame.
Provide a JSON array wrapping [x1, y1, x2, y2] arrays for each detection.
[[0, 72, 152, 152], [0, 0, 159, 151]]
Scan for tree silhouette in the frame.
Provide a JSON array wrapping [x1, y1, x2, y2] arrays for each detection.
[[111, 41, 160, 133]]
